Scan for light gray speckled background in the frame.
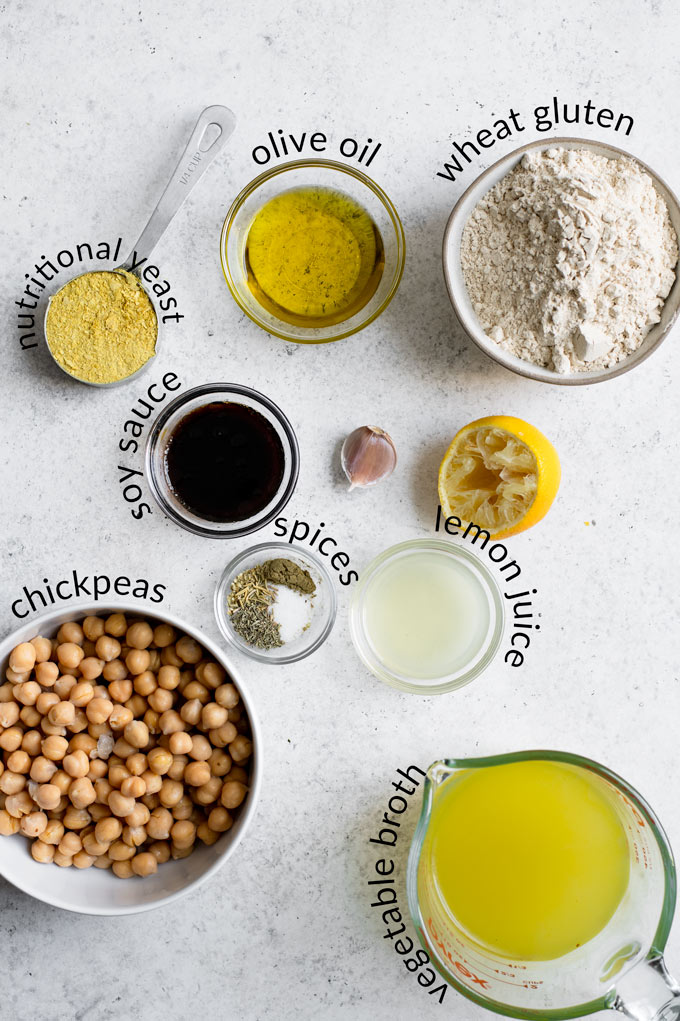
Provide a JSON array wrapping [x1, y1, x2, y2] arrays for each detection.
[[1, 1, 679, 1019]]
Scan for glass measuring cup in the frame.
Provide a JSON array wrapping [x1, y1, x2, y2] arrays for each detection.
[[407, 751, 680, 1020]]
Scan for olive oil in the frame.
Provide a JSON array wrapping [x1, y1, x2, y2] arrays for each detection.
[[245, 186, 384, 327]]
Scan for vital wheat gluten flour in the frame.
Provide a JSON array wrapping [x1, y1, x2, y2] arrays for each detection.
[[460, 147, 678, 373]]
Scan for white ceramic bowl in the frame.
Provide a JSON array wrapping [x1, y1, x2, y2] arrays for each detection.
[[443, 137, 680, 385], [0, 601, 261, 915]]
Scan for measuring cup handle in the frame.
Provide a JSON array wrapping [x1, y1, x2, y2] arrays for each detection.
[[613, 956, 680, 1020], [120, 105, 236, 270]]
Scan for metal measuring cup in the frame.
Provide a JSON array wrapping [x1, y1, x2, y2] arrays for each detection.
[[44, 105, 236, 387]]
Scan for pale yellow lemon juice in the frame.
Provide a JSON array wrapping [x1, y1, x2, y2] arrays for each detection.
[[419, 759, 631, 961]]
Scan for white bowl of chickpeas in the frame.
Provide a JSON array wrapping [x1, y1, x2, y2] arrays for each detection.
[[0, 602, 260, 914]]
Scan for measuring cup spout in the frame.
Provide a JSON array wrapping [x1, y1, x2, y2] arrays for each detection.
[[613, 956, 680, 1020]]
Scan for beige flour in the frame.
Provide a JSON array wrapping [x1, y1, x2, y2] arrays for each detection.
[[460, 147, 678, 373]]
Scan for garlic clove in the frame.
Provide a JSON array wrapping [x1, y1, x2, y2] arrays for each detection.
[[341, 426, 397, 491]]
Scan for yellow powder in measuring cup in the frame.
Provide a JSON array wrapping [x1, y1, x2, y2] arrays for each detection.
[[46, 269, 157, 384]]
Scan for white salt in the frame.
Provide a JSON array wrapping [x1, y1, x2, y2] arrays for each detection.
[[270, 583, 313, 644]]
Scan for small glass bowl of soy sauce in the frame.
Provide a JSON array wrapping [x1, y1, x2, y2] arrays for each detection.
[[145, 383, 300, 538]]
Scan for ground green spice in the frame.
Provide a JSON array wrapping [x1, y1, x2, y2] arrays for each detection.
[[262, 558, 315, 594]]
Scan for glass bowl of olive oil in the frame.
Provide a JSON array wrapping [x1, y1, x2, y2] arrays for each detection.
[[220, 160, 405, 343]]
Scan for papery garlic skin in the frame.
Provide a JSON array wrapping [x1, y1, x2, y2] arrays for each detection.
[[341, 426, 397, 490]]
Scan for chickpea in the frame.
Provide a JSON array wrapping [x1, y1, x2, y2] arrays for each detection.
[[182, 763, 209, 784], [93, 854, 113, 869], [108, 790, 136, 818], [208, 806, 233, 832], [82, 832, 110, 856], [36, 691, 60, 716], [113, 738, 136, 758], [0, 771, 26, 795], [126, 622, 153, 650], [108, 839, 135, 862], [30, 636, 53, 663], [141, 770, 163, 795], [160, 645, 183, 668], [48, 701, 76, 727], [148, 688, 173, 713], [183, 681, 210, 704], [86, 697, 114, 725], [169, 732, 193, 756], [189, 735, 212, 761], [125, 802, 150, 828], [121, 775, 146, 800], [63, 750, 89, 778], [53, 850, 74, 867], [175, 636, 202, 665], [197, 823, 219, 846], [0, 725, 23, 752], [167, 755, 188, 781], [125, 752, 147, 776], [15, 680, 42, 706], [124, 695, 146, 720], [0, 702, 20, 730], [0, 809, 20, 835], [143, 709, 160, 735], [68, 849, 94, 870], [103, 613, 126, 637], [172, 795, 194, 821], [93, 817, 121, 846], [31, 840, 55, 863], [146, 806, 173, 840], [53, 675, 77, 700], [81, 616, 105, 641], [41, 735, 68, 761], [108, 763, 131, 789], [159, 709, 184, 735], [50, 768, 71, 792], [215, 683, 239, 709], [7, 750, 30, 774], [69, 733, 97, 756], [9, 642, 37, 673], [69, 777, 96, 809], [208, 722, 238, 748], [57, 622, 84, 646], [159, 778, 184, 808], [180, 702, 202, 730], [39, 818, 64, 845], [171, 843, 194, 860], [57, 831, 83, 857], [146, 746, 172, 776], [122, 720, 149, 750], [6, 667, 29, 685], [125, 649, 150, 676], [157, 665, 180, 691], [151, 624, 174, 648], [209, 750, 232, 777], [103, 660, 128, 684], [62, 807, 90, 831], [149, 840, 171, 864], [88, 801, 109, 822], [228, 765, 249, 785], [122, 823, 146, 847], [34, 783, 60, 810], [201, 703, 228, 730], [229, 735, 253, 763], [21, 730, 41, 757], [20, 811, 47, 838], [108, 678, 133, 703], [109, 705, 134, 730], [82, 640, 97, 658], [221, 781, 248, 809], [111, 859, 133, 878], [88, 759, 108, 781], [6, 791, 33, 817], [170, 819, 196, 849], [32, 661, 57, 690], [56, 643, 84, 670], [193, 777, 222, 806], [20, 705, 41, 728], [30, 757, 57, 783], [95, 635, 121, 663]]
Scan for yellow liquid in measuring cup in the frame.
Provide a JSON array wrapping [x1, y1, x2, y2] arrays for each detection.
[[422, 760, 630, 961]]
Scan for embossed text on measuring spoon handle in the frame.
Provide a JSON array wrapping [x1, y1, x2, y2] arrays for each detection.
[[120, 105, 237, 271]]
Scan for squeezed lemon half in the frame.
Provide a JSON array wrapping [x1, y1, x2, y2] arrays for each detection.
[[438, 415, 560, 539]]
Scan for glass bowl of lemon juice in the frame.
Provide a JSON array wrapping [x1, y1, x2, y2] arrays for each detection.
[[349, 539, 504, 694]]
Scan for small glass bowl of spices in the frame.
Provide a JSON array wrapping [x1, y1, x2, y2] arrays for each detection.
[[215, 542, 337, 663], [145, 384, 299, 538], [221, 159, 405, 344]]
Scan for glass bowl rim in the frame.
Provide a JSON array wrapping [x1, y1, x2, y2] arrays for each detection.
[[219, 157, 406, 344], [144, 382, 300, 539], [349, 538, 505, 694], [214, 540, 338, 663]]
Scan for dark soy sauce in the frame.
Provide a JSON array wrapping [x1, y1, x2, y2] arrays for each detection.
[[165, 402, 285, 522]]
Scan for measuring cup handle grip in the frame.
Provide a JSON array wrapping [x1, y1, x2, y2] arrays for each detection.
[[121, 105, 236, 270], [613, 955, 680, 1020]]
